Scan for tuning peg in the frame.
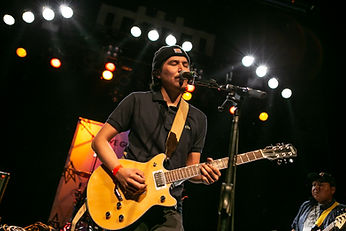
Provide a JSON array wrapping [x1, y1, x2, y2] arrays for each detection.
[[276, 159, 282, 165], [289, 158, 294, 163]]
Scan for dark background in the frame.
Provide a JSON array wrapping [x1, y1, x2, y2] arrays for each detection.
[[1, 0, 345, 230]]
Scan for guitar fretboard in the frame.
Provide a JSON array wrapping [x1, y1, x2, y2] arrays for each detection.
[[164, 150, 264, 184]]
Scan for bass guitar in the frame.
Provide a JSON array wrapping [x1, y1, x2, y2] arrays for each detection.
[[87, 143, 297, 230]]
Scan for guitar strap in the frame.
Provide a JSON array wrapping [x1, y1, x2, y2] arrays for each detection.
[[165, 98, 189, 159], [315, 201, 339, 228]]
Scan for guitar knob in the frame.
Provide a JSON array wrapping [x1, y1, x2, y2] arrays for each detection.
[[119, 215, 124, 222], [160, 195, 166, 203], [117, 202, 122, 210], [105, 211, 111, 219]]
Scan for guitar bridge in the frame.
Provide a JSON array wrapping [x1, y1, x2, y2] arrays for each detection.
[[153, 170, 166, 190]]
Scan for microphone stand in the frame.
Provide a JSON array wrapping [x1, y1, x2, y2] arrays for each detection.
[[194, 79, 265, 231]]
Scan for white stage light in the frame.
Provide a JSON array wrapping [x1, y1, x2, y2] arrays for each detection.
[[60, 5, 73, 18], [182, 41, 193, 52], [130, 26, 141, 37], [22, 11, 35, 23], [148, 29, 159, 41], [242, 55, 255, 67], [42, 7, 55, 21], [281, 88, 292, 99], [3, 14, 15, 25], [165, 34, 177, 46], [256, 65, 268, 77], [268, 77, 279, 89]]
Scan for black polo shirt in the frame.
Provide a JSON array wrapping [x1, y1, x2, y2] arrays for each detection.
[[106, 91, 207, 205]]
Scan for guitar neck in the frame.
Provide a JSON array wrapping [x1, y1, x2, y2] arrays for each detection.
[[164, 149, 264, 184]]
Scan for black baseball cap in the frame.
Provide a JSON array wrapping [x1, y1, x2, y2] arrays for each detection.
[[307, 172, 336, 187], [151, 45, 190, 75]]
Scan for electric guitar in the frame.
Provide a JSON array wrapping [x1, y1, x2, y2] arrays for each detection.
[[86, 143, 297, 230], [322, 212, 346, 231]]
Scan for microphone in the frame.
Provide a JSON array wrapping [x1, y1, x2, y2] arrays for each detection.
[[179, 71, 195, 84], [221, 84, 267, 99]]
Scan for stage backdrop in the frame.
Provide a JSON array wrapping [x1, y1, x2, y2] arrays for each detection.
[[48, 117, 129, 228]]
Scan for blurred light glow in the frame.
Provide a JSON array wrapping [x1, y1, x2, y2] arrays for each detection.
[[242, 55, 255, 67], [130, 26, 141, 37], [50, 58, 61, 68], [256, 65, 268, 77], [148, 29, 159, 41], [182, 41, 193, 52], [42, 7, 55, 21], [22, 11, 35, 23], [60, 5, 73, 18], [105, 62, 116, 72], [3, 14, 15, 25], [259, 112, 269, 121], [102, 70, 113, 80], [165, 34, 177, 46], [16, 48, 27, 58], [182, 92, 192, 101], [268, 77, 279, 89], [229, 106, 237, 115], [186, 84, 195, 93], [281, 88, 292, 99]]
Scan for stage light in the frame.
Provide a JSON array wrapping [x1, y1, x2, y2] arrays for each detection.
[[281, 88, 292, 99], [182, 41, 193, 52], [22, 11, 35, 23], [42, 7, 55, 21], [130, 26, 141, 37], [50, 58, 61, 68], [3, 14, 15, 25], [242, 55, 255, 67], [16, 48, 27, 58], [102, 70, 113, 80], [165, 34, 177, 46], [256, 65, 268, 77], [148, 29, 159, 41], [186, 84, 195, 93], [105, 62, 116, 72], [182, 92, 192, 101], [229, 106, 237, 115], [268, 77, 279, 89], [60, 5, 73, 18], [259, 112, 269, 121]]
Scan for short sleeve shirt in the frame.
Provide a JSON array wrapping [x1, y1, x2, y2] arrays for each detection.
[[106, 91, 207, 203]]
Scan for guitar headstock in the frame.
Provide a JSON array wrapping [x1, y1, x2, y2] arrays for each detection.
[[335, 212, 346, 229], [262, 143, 297, 164]]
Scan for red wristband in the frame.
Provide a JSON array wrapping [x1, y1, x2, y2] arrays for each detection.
[[112, 164, 122, 177]]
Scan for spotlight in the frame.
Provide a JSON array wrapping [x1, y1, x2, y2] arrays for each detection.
[[182, 41, 193, 52], [182, 92, 192, 101], [185, 84, 195, 93], [102, 70, 113, 80], [16, 48, 27, 58], [281, 88, 292, 99], [22, 11, 35, 23], [256, 65, 268, 78], [259, 112, 269, 121], [242, 55, 255, 67], [3, 14, 15, 25], [50, 58, 61, 68], [229, 106, 237, 115], [165, 34, 177, 46], [60, 5, 73, 18], [268, 77, 279, 89], [42, 7, 55, 21], [148, 29, 159, 41], [130, 26, 141, 37], [105, 62, 116, 72]]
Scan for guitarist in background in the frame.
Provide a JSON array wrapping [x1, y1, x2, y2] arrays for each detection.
[[91, 45, 221, 230], [291, 172, 346, 231]]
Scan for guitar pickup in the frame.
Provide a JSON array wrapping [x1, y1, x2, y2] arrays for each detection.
[[153, 170, 166, 190], [114, 184, 123, 201]]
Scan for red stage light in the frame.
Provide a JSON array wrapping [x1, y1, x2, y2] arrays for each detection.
[[185, 84, 195, 93], [50, 58, 61, 68], [105, 62, 116, 72], [229, 106, 237, 115]]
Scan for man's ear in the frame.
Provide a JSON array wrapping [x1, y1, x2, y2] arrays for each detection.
[[153, 69, 161, 79]]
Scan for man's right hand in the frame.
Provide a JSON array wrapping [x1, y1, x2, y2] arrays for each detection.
[[115, 167, 147, 195]]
